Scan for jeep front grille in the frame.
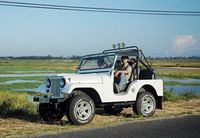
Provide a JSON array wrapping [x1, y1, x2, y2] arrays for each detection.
[[50, 77, 61, 97]]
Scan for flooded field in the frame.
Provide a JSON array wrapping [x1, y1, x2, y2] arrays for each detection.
[[0, 73, 199, 94], [165, 85, 200, 94], [0, 59, 199, 94], [0, 79, 40, 85], [159, 77, 200, 94]]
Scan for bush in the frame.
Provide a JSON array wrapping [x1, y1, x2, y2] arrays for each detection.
[[0, 91, 35, 118], [164, 89, 179, 101], [164, 89, 199, 102], [179, 92, 199, 100]]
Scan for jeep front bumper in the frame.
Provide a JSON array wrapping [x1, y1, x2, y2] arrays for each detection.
[[33, 96, 65, 103]]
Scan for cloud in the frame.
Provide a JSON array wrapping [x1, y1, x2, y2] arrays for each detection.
[[173, 35, 196, 55]]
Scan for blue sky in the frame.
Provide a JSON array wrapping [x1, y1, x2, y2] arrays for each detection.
[[0, 0, 200, 57]]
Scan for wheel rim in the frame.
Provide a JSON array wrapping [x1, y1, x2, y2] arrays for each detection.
[[74, 100, 92, 121], [140, 95, 155, 115]]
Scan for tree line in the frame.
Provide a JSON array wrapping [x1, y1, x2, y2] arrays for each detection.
[[0, 55, 199, 60], [0, 55, 81, 60]]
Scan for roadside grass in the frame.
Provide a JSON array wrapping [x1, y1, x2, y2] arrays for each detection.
[[164, 89, 200, 101], [0, 98, 200, 138], [0, 90, 200, 137], [0, 91, 36, 118]]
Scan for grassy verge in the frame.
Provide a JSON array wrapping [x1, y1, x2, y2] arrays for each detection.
[[0, 99, 200, 138], [0, 90, 200, 138], [164, 89, 200, 101], [0, 91, 36, 118]]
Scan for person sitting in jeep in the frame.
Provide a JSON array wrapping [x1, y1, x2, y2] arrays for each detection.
[[114, 56, 132, 93], [97, 58, 107, 69]]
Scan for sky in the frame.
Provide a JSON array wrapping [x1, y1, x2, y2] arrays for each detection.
[[0, 0, 200, 57]]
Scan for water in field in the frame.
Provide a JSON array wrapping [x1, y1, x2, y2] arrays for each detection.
[[7, 70, 56, 74], [160, 77, 200, 94], [0, 73, 58, 77], [0, 79, 40, 85], [164, 85, 200, 94], [14, 88, 38, 92], [0, 73, 199, 94], [162, 77, 200, 83]]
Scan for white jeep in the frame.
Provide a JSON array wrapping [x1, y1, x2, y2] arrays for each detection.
[[33, 46, 163, 125]]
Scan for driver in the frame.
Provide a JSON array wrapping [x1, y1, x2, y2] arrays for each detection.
[[97, 58, 106, 68], [114, 56, 132, 93]]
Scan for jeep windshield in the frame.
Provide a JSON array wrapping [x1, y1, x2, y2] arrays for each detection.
[[79, 54, 115, 71]]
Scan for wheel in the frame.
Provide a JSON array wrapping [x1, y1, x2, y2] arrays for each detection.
[[67, 94, 95, 125], [39, 103, 64, 122], [104, 105, 123, 115], [133, 91, 156, 117]]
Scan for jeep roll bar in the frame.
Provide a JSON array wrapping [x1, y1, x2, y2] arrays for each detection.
[[103, 46, 139, 53], [103, 46, 155, 79]]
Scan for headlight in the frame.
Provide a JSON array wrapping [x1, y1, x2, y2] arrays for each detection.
[[60, 78, 66, 88], [46, 79, 51, 88]]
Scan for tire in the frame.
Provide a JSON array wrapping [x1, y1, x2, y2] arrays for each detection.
[[39, 103, 64, 122], [104, 105, 123, 115], [133, 91, 156, 117], [67, 94, 95, 125]]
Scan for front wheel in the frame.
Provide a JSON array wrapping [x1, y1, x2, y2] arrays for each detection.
[[133, 91, 156, 117], [67, 94, 95, 125]]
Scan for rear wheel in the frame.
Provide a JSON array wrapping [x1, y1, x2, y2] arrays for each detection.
[[39, 103, 64, 122], [133, 91, 156, 117], [104, 105, 123, 115], [67, 93, 95, 125]]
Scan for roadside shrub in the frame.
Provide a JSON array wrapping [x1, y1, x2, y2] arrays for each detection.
[[179, 92, 199, 100], [164, 89, 200, 102], [164, 89, 178, 101], [0, 91, 35, 118]]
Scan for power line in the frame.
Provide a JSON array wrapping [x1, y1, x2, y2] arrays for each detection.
[[1, 0, 200, 14], [0, 0, 200, 16]]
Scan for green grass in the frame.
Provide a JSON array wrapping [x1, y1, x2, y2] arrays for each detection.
[[151, 59, 200, 68], [164, 81, 200, 86], [150, 59, 200, 78], [0, 59, 79, 74], [0, 76, 45, 95], [0, 91, 36, 118], [0, 76, 45, 83], [164, 89, 200, 101], [157, 70, 200, 78], [0, 82, 41, 92], [1, 59, 200, 78]]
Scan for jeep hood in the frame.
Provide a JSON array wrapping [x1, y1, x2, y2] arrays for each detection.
[[57, 73, 103, 84]]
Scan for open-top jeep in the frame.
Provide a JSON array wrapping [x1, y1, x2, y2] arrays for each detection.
[[33, 46, 163, 125]]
